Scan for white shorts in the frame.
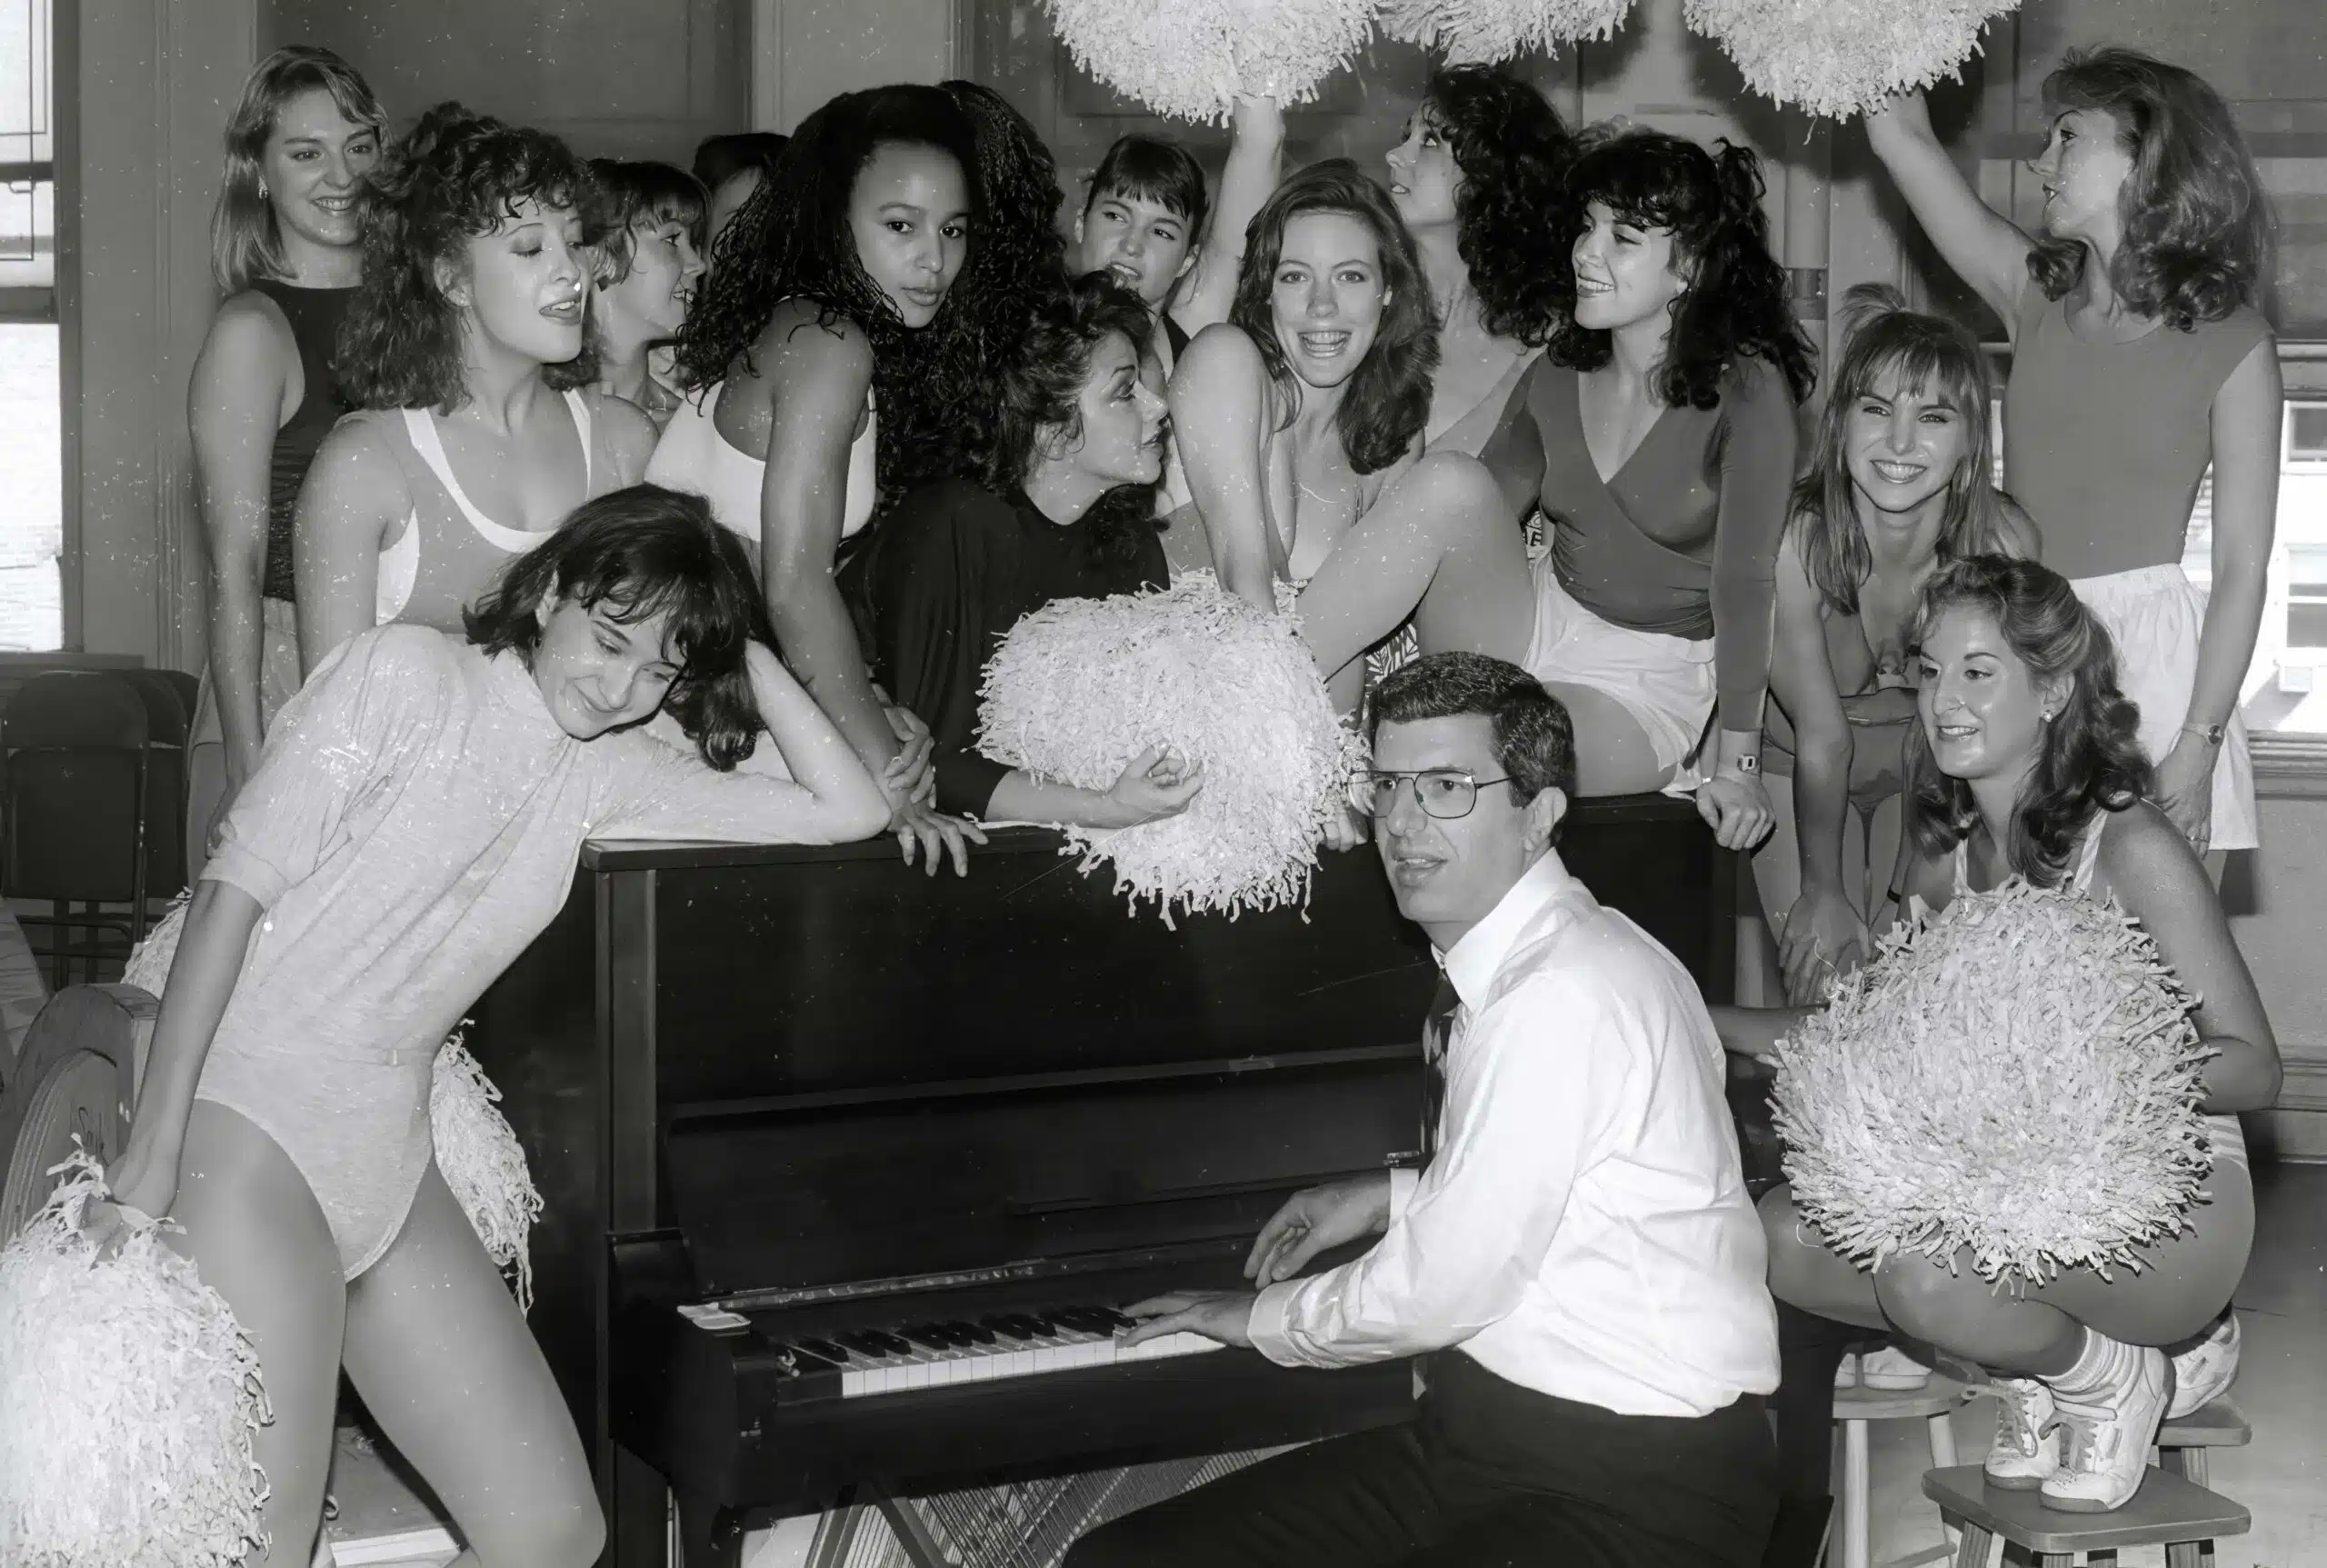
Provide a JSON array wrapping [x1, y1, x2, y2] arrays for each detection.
[[1523, 560, 1716, 775], [2071, 563, 2258, 852]]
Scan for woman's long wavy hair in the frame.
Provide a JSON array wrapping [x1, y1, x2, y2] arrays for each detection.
[[1419, 65, 1571, 347], [1904, 555, 2153, 886], [879, 80, 1074, 505], [984, 273, 1161, 562], [338, 102, 600, 413], [1230, 160, 1438, 475], [671, 85, 984, 512], [210, 45, 386, 295], [2029, 47, 2273, 330], [1546, 128, 1816, 410], [1794, 285, 2019, 617], [464, 484, 774, 769]]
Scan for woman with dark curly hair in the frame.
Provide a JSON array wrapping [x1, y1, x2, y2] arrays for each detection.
[[295, 102, 659, 674], [1471, 130, 1811, 843], [185, 45, 384, 870], [1715, 555, 2276, 1516], [1866, 52, 2280, 857], [102, 489, 886, 1568], [1383, 65, 1570, 454], [651, 84, 987, 874], [842, 274, 1199, 830]]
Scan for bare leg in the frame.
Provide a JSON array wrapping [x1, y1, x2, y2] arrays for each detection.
[[168, 1101, 348, 1566], [342, 1162, 603, 1568], [1753, 772, 1803, 933], [1293, 454, 1535, 684], [1759, 1185, 1887, 1333], [1538, 682, 1674, 795]]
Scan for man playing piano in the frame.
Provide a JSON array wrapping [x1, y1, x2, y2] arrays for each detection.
[[1068, 652, 1783, 1567]]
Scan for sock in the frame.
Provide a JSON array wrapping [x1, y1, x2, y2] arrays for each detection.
[[2045, 1326, 2120, 1397]]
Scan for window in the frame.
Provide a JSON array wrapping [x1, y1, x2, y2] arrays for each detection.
[[0, 0, 59, 652]]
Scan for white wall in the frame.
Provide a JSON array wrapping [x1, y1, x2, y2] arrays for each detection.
[[752, 0, 957, 134]]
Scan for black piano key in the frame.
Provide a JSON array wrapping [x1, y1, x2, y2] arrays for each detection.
[[1050, 1306, 1108, 1333], [1020, 1313, 1061, 1338], [898, 1325, 952, 1352], [797, 1337, 851, 1363], [945, 1320, 996, 1344], [1094, 1307, 1139, 1331], [981, 1315, 1035, 1342]]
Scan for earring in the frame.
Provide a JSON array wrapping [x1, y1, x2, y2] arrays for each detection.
[[258, 181, 269, 199]]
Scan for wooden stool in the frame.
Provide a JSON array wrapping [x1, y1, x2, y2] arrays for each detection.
[[2155, 1399, 2251, 1486], [1922, 1463, 2250, 1567], [1832, 1379, 1965, 1568]]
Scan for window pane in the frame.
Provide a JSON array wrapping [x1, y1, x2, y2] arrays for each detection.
[[0, 319, 59, 650]]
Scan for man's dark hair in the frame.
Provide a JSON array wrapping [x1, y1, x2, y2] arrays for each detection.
[[693, 131, 788, 193], [1083, 135, 1210, 238], [1367, 653, 1576, 807]]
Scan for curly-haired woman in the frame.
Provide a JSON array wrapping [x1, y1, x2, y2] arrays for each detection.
[[1384, 65, 1571, 455], [294, 103, 658, 674], [1475, 129, 1814, 841], [1717, 555, 2277, 1514], [653, 85, 989, 874], [103, 490, 887, 1567], [843, 273, 1200, 831], [1865, 52, 2282, 855], [185, 45, 385, 870], [584, 158, 707, 429]]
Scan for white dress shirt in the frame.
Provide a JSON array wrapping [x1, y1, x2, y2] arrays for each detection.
[[1246, 849, 1780, 1418]]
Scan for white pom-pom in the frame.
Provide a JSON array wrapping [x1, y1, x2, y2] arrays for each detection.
[[1683, 0, 2020, 121], [429, 1032, 544, 1314], [120, 894, 188, 1000], [977, 571, 1364, 925], [0, 1150, 271, 1568], [1382, 0, 1633, 64], [1772, 880, 2213, 1285], [1042, 0, 1376, 124]]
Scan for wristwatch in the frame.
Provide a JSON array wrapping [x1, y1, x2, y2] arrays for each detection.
[[1731, 754, 1761, 774], [2182, 721, 2226, 747]]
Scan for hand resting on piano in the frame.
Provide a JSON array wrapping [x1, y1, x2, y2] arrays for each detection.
[[1123, 1172, 1396, 1349]]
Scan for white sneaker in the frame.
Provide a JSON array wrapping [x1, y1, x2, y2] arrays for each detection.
[[2042, 1340, 2170, 1513], [2166, 1311, 2241, 1421], [1984, 1376, 2059, 1490], [1860, 1343, 1933, 1390], [1833, 1352, 1861, 1390]]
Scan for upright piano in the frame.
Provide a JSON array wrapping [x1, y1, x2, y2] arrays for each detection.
[[466, 795, 1737, 1567]]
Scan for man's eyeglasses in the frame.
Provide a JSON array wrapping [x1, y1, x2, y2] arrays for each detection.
[[1348, 769, 1514, 821]]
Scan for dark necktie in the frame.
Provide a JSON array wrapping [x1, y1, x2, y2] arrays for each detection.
[[1422, 974, 1462, 1161]]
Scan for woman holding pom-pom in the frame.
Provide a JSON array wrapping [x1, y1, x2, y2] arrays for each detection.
[[1864, 52, 2281, 856], [96, 490, 888, 1565], [1758, 285, 2039, 1003], [844, 272, 1203, 831], [1719, 555, 2278, 1513]]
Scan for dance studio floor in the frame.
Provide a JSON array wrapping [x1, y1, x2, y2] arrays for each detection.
[[1857, 1159, 2323, 1568]]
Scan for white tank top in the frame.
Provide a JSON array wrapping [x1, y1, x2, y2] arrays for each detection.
[[375, 390, 594, 624], [643, 379, 878, 554]]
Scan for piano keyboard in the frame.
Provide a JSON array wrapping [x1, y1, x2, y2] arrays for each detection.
[[680, 1303, 1223, 1399]]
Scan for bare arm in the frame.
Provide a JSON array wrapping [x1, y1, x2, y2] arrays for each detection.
[[1706, 1002, 1813, 1064], [2157, 341, 2282, 845], [1769, 530, 1864, 996], [294, 419, 408, 675], [984, 749, 1203, 830], [2099, 804, 2282, 1114], [754, 314, 899, 777], [1171, 323, 1280, 613], [1863, 92, 2033, 328], [1170, 97, 1284, 335], [187, 297, 292, 800]]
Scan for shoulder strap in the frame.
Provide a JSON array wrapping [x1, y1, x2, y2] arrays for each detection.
[[565, 389, 595, 490], [2071, 811, 2109, 894]]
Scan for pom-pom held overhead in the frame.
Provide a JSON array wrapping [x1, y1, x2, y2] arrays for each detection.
[[1683, 0, 2020, 121], [1772, 880, 2213, 1286], [977, 571, 1364, 925], [0, 1151, 270, 1568], [1381, 0, 1633, 65], [1042, 0, 1376, 124]]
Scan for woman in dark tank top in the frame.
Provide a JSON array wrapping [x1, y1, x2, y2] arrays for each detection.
[[185, 45, 385, 878]]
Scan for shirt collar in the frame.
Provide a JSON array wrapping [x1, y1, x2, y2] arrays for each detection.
[[1437, 849, 1579, 1010]]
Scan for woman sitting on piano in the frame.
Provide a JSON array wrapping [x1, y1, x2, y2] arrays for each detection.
[[840, 271, 1204, 832], [97, 488, 888, 1568]]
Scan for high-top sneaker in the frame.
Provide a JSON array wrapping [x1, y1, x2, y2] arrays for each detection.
[[2042, 1332, 2170, 1513], [1832, 1352, 1861, 1390], [2166, 1310, 2241, 1420], [1983, 1376, 2059, 1489], [1860, 1343, 1933, 1391]]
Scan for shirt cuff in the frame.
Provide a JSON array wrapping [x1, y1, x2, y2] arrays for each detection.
[[1387, 1165, 1420, 1223], [197, 848, 289, 910], [1245, 1279, 1314, 1368]]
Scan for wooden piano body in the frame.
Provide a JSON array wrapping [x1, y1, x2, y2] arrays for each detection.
[[465, 796, 1737, 1567]]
